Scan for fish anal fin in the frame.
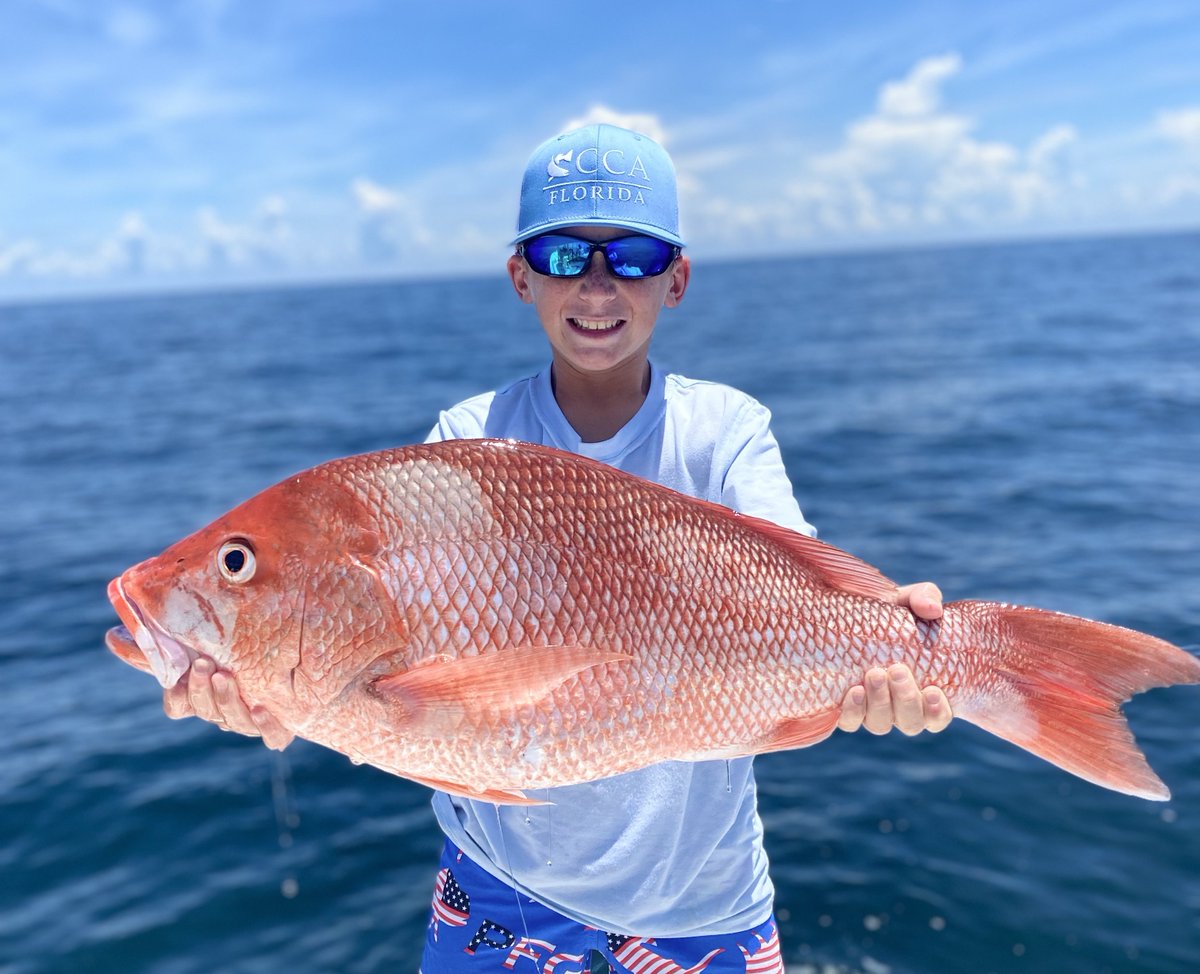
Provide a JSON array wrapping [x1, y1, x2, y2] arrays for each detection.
[[402, 771, 548, 807], [371, 645, 633, 720], [761, 710, 842, 754], [733, 512, 899, 601], [700, 710, 842, 761]]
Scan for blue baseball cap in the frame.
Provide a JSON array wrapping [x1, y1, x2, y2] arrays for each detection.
[[514, 124, 684, 246]]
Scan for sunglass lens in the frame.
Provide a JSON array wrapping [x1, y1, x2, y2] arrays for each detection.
[[606, 237, 674, 278], [524, 235, 593, 276]]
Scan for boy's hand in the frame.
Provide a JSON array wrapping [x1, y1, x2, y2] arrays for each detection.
[[163, 659, 294, 750], [837, 582, 953, 735]]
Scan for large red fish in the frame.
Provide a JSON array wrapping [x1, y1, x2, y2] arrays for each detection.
[[106, 439, 1200, 803]]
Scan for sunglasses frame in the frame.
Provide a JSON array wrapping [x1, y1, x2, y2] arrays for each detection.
[[518, 233, 681, 279]]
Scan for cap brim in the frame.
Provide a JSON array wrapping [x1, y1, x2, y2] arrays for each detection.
[[512, 217, 684, 248]]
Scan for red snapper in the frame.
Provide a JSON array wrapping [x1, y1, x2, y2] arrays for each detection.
[[106, 439, 1200, 803]]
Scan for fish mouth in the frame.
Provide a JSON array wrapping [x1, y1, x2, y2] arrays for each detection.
[[106, 576, 197, 689]]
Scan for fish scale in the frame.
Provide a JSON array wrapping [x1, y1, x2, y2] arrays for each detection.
[[107, 438, 1200, 803]]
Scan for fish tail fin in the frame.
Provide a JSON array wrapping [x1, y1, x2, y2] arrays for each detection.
[[951, 601, 1200, 801]]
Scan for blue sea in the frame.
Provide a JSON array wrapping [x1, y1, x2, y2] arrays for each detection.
[[2, 231, 1198, 974]]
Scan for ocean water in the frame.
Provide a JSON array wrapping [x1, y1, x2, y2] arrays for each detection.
[[1, 231, 1198, 974]]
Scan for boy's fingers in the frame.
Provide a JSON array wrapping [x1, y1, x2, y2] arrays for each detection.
[[837, 684, 867, 732], [187, 658, 222, 724], [888, 665, 927, 736], [211, 671, 262, 737], [923, 686, 953, 733], [253, 708, 296, 750], [163, 674, 193, 719], [838, 666, 955, 736], [861, 668, 895, 735], [896, 582, 944, 621]]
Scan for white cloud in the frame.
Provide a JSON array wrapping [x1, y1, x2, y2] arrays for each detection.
[[780, 54, 1081, 235], [877, 52, 962, 117], [0, 199, 302, 287], [352, 178, 405, 215], [197, 206, 238, 267], [1029, 124, 1078, 168], [676, 53, 1092, 249], [118, 211, 148, 238], [1157, 173, 1200, 204], [351, 177, 430, 263], [0, 211, 159, 281], [560, 105, 668, 145], [116, 211, 150, 273], [258, 194, 288, 226], [0, 239, 39, 277], [1156, 108, 1200, 147], [1108, 108, 1200, 209], [198, 197, 294, 269]]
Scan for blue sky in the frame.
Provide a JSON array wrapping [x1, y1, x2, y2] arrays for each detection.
[[3, 0, 1200, 299]]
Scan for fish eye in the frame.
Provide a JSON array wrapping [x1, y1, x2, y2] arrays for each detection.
[[217, 539, 256, 583]]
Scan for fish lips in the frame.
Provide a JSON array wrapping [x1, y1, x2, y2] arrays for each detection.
[[106, 576, 196, 689]]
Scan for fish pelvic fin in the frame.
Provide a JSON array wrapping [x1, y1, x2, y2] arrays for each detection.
[[953, 601, 1200, 801], [371, 645, 634, 723]]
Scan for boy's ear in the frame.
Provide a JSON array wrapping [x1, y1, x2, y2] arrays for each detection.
[[507, 253, 535, 304], [663, 253, 691, 308]]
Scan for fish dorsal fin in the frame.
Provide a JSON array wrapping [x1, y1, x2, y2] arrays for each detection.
[[372, 645, 633, 720], [733, 512, 899, 601]]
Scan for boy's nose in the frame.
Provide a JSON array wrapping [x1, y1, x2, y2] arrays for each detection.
[[578, 250, 615, 292]]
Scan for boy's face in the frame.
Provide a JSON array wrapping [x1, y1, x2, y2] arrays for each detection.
[[507, 225, 690, 382]]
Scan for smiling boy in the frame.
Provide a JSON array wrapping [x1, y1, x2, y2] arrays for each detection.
[[413, 124, 950, 972]]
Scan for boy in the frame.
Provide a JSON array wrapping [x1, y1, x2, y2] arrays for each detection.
[[169, 124, 950, 972]]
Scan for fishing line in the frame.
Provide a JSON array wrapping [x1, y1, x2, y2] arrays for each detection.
[[271, 750, 301, 898], [271, 574, 307, 898], [493, 803, 532, 943]]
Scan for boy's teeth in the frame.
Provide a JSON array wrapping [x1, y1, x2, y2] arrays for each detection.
[[573, 318, 621, 331]]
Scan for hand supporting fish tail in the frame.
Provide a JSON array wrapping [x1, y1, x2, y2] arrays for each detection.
[[836, 581, 954, 736], [837, 665, 953, 736]]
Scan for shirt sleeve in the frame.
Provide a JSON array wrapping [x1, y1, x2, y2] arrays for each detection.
[[719, 399, 817, 537], [424, 415, 454, 444], [424, 401, 488, 444]]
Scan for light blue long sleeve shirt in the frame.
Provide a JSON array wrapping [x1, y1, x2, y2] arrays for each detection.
[[424, 361, 814, 938]]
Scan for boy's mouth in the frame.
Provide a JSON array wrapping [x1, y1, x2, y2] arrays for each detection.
[[569, 317, 624, 333]]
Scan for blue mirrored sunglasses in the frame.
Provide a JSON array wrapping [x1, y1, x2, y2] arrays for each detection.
[[519, 233, 680, 279]]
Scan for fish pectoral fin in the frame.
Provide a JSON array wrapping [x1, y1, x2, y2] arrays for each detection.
[[759, 710, 842, 754], [403, 772, 549, 807], [371, 645, 633, 720]]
